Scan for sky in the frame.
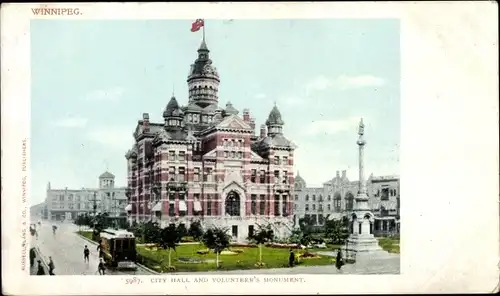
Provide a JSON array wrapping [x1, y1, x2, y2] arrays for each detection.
[[30, 19, 400, 204]]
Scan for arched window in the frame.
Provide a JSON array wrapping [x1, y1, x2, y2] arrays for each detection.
[[345, 192, 355, 210], [225, 191, 240, 216]]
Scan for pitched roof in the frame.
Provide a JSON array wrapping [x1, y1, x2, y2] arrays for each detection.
[[99, 171, 115, 179], [216, 114, 252, 130]]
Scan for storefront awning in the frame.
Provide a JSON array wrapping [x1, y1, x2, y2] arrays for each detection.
[[194, 201, 202, 212], [152, 202, 162, 212], [179, 200, 187, 212], [125, 204, 132, 211]]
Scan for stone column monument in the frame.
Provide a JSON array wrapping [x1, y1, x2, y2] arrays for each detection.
[[343, 118, 383, 256]]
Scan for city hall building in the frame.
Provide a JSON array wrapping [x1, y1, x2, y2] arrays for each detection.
[[124, 39, 296, 242]]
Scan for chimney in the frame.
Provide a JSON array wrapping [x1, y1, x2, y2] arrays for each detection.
[[243, 109, 250, 121], [342, 170, 347, 179], [336, 171, 340, 178], [142, 113, 150, 132], [47, 182, 51, 191], [259, 124, 267, 138], [249, 117, 256, 134]]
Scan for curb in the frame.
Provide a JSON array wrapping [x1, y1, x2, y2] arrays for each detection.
[[75, 233, 159, 275]]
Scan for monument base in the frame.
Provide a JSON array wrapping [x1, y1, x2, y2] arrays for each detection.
[[341, 234, 389, 261]]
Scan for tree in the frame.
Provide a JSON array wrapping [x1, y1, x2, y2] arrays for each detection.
[[201, 226, 231, 269], [247, 223, 274, 265], [158, 224, 182, 269], [188, 221, 204, 241], [143, 221, 161, 244], [176, 223, 188, 239], [324, 216, 350, 245]]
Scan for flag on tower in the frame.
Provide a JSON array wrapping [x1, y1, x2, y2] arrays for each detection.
[[191, 19, 204, 32]]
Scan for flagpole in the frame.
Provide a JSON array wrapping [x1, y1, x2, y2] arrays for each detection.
[[202, 19, 205, 42]]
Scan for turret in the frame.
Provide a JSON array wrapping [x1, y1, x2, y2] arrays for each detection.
[[265, 104, 284, 136], [187, 40, 220, 108], [163, 95, 184, 131]]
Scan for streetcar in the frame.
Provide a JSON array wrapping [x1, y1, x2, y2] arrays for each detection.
[[98, 229, 137, 270]]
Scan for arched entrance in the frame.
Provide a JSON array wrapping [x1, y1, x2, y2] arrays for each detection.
[[225, 191, 241, 216]]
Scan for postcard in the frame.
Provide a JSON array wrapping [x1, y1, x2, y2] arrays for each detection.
[[1, 1, 498, 295]]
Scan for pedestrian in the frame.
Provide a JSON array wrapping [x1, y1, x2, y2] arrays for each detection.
[[335, 249, 344, 270], [83, 245, 90, 263], [29, 248, 36, 267], [36, 260, 45, 275], [288, 249, 295, 267], [48, 256, 55, 275], [98, 258, 106, 275]]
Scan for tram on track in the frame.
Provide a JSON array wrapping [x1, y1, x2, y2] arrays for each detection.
[[98, 229, 137, 270]]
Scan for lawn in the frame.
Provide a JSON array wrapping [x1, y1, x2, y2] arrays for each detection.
[[76, 231, 335, 272], [137, 244, 334, 273], [377, 237, 400, 254]]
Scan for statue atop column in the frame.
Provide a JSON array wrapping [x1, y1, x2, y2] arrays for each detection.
[[358, 118, 365, 136]]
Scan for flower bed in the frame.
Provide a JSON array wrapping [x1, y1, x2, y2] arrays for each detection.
[[265, 243, 301, 249], [230, 243, 258, 248]]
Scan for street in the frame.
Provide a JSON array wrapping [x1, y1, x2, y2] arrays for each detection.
[[31, 221, 152, 275]]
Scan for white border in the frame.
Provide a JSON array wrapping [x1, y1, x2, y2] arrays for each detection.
[[1, 1, 499, 295]]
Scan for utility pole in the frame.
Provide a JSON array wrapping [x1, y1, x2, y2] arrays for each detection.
[[91, 191, 98, 232]]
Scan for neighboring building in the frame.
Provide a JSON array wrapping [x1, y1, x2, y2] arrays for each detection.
[[294, 170, 400, 235], [45, 171, 128, 221], [30, 202, 46, 219], [124, 39, 296, 242]]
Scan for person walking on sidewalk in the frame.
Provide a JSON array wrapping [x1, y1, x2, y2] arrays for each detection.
[[48, 256, 55, 275], [83, 245, 90, 263], [98, 258, 106, 275], [36, 260, 45, 275]]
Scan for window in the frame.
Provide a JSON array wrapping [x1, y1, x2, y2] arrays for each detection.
[[224, 151, 228, 158], [248, 225, 254, 237], [237, 152, 242, 159], [259, 171, 266, 183], [169, 151, 175, 160], [259, 195, 265, 215], [169, 203, 175, 216], [59, 195, 64, 201], [179, 151, 186, 161], [274, 156, 280, 165], [231, 151, 235, 158], [282, 196, 288, 216], [327, 204, 331, 211], [312, 195, 316, 201], [225, 191, 240, 216], [319, 195, 323, 202], [282, 171, 288, 184], [274, 195, 280, 216], [194, 168, 200, 182], [274, 171, 280, 183], [305, 204, 309, 211], [68, 194, 73, 201], [68, 203, 74, 209], [168, 167, 175, 181], [295, 194, 298, 201], [294, 204, 297, 209], [251, 195, 257, 215], [381, 188, 389, 200], [178, 167, 185, 182], [206, 195, 212, 215], [169, 193, 175, 201], [312, 204, 316, 210], [305, 195, 309, 201], [328, 195, 331, 201], [251, 170, 256, 183], [345, 192, 355, 210], [204, 168, 213, 182], [283, 156, 288, 164], [223, 139, 228, 147]]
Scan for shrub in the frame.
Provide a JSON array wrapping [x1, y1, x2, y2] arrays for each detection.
[[181, 236, 195, 243], [230, 248, 244, 254], [196, 249, 209, 255]]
